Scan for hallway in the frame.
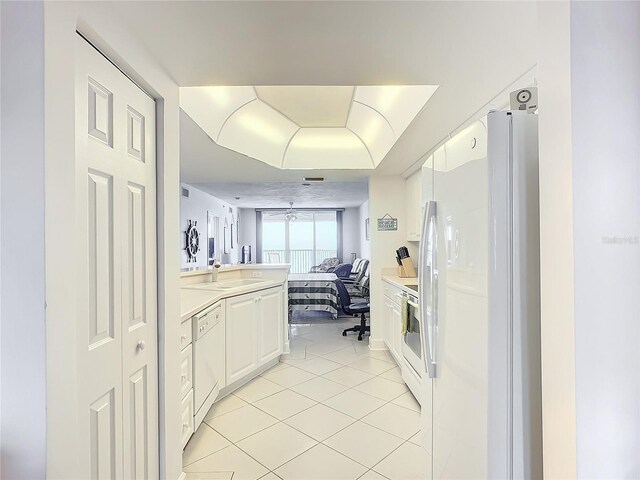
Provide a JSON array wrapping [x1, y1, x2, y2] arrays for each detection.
[[183, 320, 425, 479]]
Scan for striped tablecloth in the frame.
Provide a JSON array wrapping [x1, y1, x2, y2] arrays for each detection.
[[287, 273, 339, 319]]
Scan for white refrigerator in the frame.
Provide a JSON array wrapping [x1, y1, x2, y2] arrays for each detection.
[[418, 110, 543, 479]]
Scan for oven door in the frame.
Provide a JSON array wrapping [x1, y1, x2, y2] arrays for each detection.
[[402, 297, 424, 378]]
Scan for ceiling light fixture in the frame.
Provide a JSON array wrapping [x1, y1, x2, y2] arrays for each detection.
[[180, 85, 439, 171]]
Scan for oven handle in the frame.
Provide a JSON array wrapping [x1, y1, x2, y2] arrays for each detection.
[[407, 300, 419, 309], [419, 200, 437, 378]]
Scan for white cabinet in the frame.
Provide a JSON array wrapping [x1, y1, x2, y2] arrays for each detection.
[[257, 288, 284, 366], [406, 170, 422, 242], [382, 280, 404, 364], [179, 317, 194, 448], [225, 292, 259, 384], [225, 286, 284, 385], [180, 344, 193, 399], [391, 302, 402, 363], [383, 296, 394, 351], [180, 389, 194, 450]]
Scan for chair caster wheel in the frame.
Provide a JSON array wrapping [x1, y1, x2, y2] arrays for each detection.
[[342, 332, 347, 336], [358, 336, 363, 341]]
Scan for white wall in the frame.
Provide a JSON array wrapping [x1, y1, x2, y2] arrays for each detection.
[[342, 207, 361, 262], [1, 3, 47, 478], [570, 2, 640, 477], [180, 184, 239, 268], [238, 208, 257, 262], [43, 4, 182, 479], [537, 4, 577, 477], [538, 2, 640, 477], [359, 200, 371, 260], [368, 176, 417, 349]]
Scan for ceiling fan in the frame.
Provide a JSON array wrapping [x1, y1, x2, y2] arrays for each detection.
[[268, 201, 301, 221]]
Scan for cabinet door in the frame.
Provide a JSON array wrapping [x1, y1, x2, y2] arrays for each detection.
[[383, 296, 394, 350], [391, 302, 403, 361], [225, 293, 258, 384], [257, 288, 284, 366]]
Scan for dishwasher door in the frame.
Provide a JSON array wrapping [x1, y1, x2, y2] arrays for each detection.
[[193, 303, 225, 417]]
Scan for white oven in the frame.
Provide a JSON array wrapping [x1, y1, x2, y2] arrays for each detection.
[[401, 290, 424, 400]]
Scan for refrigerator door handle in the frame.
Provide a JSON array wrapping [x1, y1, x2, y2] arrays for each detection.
[[419, 200, 437, 378]]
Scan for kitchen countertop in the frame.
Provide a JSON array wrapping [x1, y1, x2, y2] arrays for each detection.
[[180, 278, 284, 322], [180, 263, 291, 278], [381, 275, 419, 295]]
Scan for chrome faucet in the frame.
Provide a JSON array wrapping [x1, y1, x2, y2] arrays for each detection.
[[211, 259, 221, 282]]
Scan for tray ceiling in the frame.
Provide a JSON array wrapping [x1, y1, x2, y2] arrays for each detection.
[[180, 85, 438, 170]]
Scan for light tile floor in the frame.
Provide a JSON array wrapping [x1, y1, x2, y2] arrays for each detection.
[[184, 319, 425, 480]]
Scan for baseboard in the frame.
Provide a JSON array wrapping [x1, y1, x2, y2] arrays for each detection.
[[368, 337, 387, 350], [219, 357, 279, 398]]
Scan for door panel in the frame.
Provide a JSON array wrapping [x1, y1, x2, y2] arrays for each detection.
[[127, 367, 148, 479], [87, 171, 115, 347], [119, 67, 157, 480], [226, 293, 258, 384], [89, 389, 118, 479], [126, 182, 146, 329], [76, 36, 157, 479], [257, 288, 283, 366]]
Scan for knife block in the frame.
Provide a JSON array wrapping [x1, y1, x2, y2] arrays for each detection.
[[398, 258, 417, 278]]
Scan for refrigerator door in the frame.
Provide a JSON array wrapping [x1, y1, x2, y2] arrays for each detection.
[[432, 118, 489, 479], [419, 150, 436, 478]]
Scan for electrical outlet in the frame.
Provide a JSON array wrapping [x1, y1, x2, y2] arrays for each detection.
[[252, 271, 263, 278]]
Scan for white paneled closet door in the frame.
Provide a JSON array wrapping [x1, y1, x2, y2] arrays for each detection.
[[75, 35, 158, 479]]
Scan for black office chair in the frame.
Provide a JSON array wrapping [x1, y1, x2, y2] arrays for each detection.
[[342, 263, 370, 298], [335, 279, 370, 341]]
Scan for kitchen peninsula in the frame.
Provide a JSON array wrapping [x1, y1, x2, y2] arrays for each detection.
[[178, 263, 290, 448]]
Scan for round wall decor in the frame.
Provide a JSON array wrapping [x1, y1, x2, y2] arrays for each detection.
[[185, 219, 200, 262]]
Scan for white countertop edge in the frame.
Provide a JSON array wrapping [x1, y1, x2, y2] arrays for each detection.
[[180, 279, 285, 322], [180, 263, 291, 278], [381, 275, 419, 295]]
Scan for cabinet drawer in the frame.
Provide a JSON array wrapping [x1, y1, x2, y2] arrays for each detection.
[[180, 389, 194, 450], [180, 318, 192, 350], [383, 282, 403, 305], [180, 343, 193, 399]]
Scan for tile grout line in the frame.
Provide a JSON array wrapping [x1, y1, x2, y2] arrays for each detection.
[[231, 421, 318, 475], [186, 320, 421, 479], [368, 438, 421, 477]]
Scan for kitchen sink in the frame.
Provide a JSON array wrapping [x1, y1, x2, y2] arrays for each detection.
[[185, 279, 270, 290]]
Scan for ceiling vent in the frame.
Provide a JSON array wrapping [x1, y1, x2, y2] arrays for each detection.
[[303, 176, 325, 183], [181, 187, 190, 198]]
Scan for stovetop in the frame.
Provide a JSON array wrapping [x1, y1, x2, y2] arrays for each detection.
[[406, 284, 419, 293]]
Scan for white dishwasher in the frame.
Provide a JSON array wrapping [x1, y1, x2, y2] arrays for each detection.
[[193, 301, 225, 429]]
